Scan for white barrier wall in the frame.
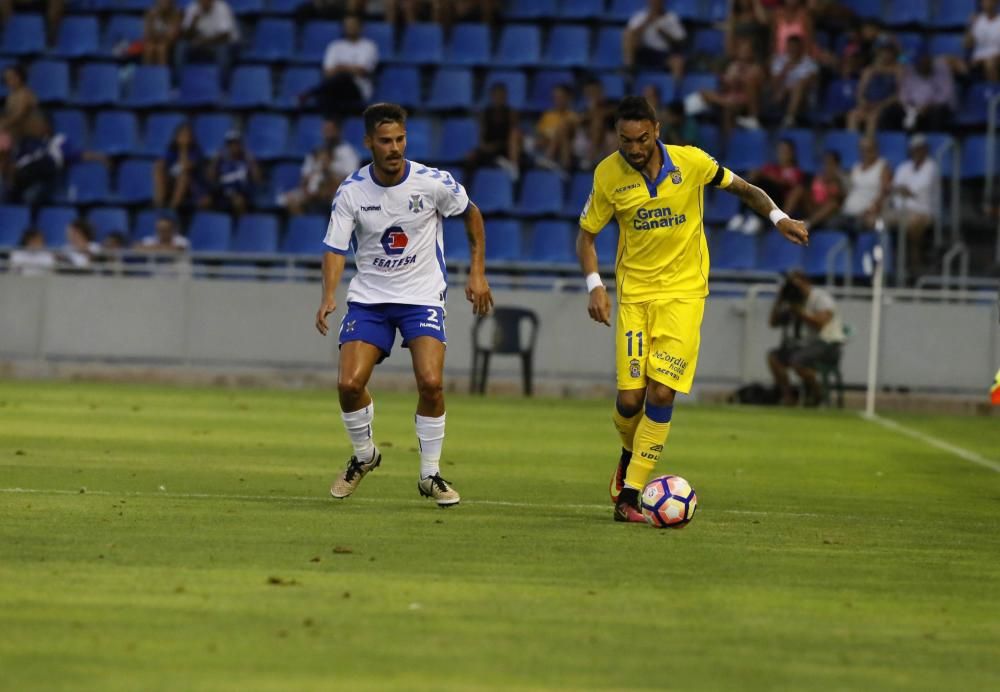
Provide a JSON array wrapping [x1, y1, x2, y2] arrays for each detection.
[[1, 274, 998, 393]]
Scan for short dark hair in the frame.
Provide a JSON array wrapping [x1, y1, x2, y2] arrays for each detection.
[[615, 96, 657, 125], [824, 149, 842, 165], [363, 102, 407, 135], [69, 218, 94, 242]]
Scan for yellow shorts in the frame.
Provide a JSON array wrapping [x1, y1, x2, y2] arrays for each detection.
[[615, 298, 705, 393]]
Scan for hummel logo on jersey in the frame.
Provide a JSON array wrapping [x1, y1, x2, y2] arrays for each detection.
[[361, 204, 382, 212]]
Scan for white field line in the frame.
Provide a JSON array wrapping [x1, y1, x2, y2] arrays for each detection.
[[863, 413, 1000, 473], [0, 487, 819, 518]]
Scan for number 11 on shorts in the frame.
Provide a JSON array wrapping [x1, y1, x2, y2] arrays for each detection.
[[625, 330, 644, 357]]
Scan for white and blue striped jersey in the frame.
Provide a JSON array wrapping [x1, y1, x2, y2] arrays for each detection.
[[323, 160, 469, 309]]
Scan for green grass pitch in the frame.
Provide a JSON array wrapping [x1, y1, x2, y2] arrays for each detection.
[[1, 379, 998, 691]]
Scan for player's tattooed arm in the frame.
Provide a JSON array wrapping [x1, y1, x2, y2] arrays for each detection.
[[724, 174, 809, 246], [461, 202, 494, 316]]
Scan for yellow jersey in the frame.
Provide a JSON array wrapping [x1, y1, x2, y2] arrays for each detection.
[[579, 142, 733, 303]]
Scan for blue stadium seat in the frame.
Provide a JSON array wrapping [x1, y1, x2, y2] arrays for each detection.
[[957, 82, 1000, 126], [426, 68, 473, 110], [725, 129, 768, 172], [928, 33, 965, 59], [37, 207, 77, 247], [678, 73, 718, 98], [530, 220, 575, 263], [593, 27, 622, 69], [529, 70, 575, 111], [932, 0, 975, 28], [559, 0, 604, 19], [1, 14, 45, 55], [54, 15, 100, 58], [699, 123, 722, 154], [494, 25, 541, 67], [672, 0, 704, 20], [405, 117, 432, 160], [447, 23, 490, 66], [482, 71, 527, 110], [778, 129, 817, 174], [544, 25, 590, 68], [803, 229, 850, 279], [436, 117, 477, 163], [692, 28, 725, 57], [608, 0, 644, 21], [598, 73, 626, 101], [93, 110, 139, 156], [227, 0, 265, 12], [132, 209, 159, 243], [343, 117, 365, 151], [398, 23, 443, 64], [280, 215, 327, 255], [896, 32, 925, 59], [635, 72, 675, 103], [959, 135, 996, 178], [87, 206, 129, 241], [484, 219, 522, 261], [853, 231, 893, 278], [67, 162, 111, 204], [299, 21, 341, 64], [820, 78, 857, 124], [142, 112, 186, 156], [269, 162, 301, 195], [375, 66, 422, 108], [364, 22, 395, 61], [594, 222, 619, 264], [178, 65, 221, 107], [246, 18, 294, 61], [278, 66, 320, 109], [885, 0, 931, 27], [704, 187, 740, 225], [472, 168, 514, 214], [564, 172, 592, 217], [876, 131, 908, 168], [705, 0, 728, 21], [102, 14, 143, 56], [712, 231, 757, 271], [443, 217, 470, 262], [233, 214, 279, 253], [188, 212, 232, 252], [76, 63, 120, 106], [28, 60, 70, 103], [246, 114, 290, 160], [229, 65, 273, 108], [116, 159, 155, 203], [517, 170, 565, 216], [0, 205, 31, 246], [264, 0, 300, 14], [51, 108, 87, 145], [291, 114, 324, 157], [821, 130, 861, 169], [757, 230, 805, 273], [840, 0, 883, 20], [194, 114, 233, 156], [508, 0, 558, 19], [125, 65, 171, 107]]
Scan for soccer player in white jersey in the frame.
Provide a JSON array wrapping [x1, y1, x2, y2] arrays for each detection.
[[315, 103, 493, 506]]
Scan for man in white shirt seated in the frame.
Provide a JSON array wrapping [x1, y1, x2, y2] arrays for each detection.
[[174, 0, 240, 83], [301, 14, 378, 120], [135, 213, 190, 253], [884, 134, 939, 283], [623, 0, 687, 83], [9, 228, 55, 276]]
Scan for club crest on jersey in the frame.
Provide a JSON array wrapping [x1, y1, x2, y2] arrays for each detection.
[[629, 358, 641, 378], [408, 194, 424, 212], [670, 170, 682, 184], [380, 226, 409, 256]]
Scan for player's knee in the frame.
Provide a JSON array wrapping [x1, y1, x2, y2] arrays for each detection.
[[616, 390, 644, 416], [416, 373, 443, 401], [646, 381, 676, 406], [338, 375, 367, 401]]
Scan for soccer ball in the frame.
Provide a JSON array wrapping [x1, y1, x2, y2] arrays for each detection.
[[641, 475, 697, 528]]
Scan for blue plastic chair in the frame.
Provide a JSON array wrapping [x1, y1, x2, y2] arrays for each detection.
[[194, 113, 233, 156], [529, 70, 575, 111], [278, 66, 320, 109], [116, 159, 155, 203], [1, 14, 45, 55], [426, 68, 473, 110], [517, 170, 565, 216], [564, 172, 592, 217], [544, 25, 590, 68], [884, 0, 931, 27], [227, 0, 265, 12], [672, 0, 704, 20], [246, 113, 289, 160], [375, 66, 422, 108], [93, 110, 140, 156], [507, 0, 558, 19], [958, 82, 1000, 126], [777, 128, 817, 174], [0, 205, 31, 246], [178, 65, 222, 107], [678, 73, 718, 98], [757, 230, 805, 273], [142, 112, 186, 156], [608, 0, 644, 21], [598, 73, 626, 101], [102, 14, 143, 56], [281, 215, 327, 255], [246, 18, 294, 61], [125, 65, 171, 107], [398, 23, 443, 64], [443, 217, 470, 262], [67, 162, 111, 204], [692, 28, 725, 57], [131, 209, 159, 243], [299, 21, 341, 64], [820, 78, 857, 124], [840, 0, 884, 20], [229, 65, 273, 108], [559, 0, 604, 19], [485, 219, 522, 261], [290, 114, 323, 157], [51, 108, 87, 145], [343, 117, 365, 151], [447, 23, 490, 66], [959, 135, 994, 179], [269, 162, 301, 195], [28, 60, 70, 103], [530, 220, 575, 263], [482, 71, 527, 110], [472, 169, 515, 214], [54, 15, 100, 58], [188, 212, 232, 252], [87, 207, 130, 241], [635, 73, 676, 103], [364, 22, 395, 61], [725, 129, 768, 172], [929, 33, 966, 59], [37, 207, 78, 247], [704, 187, 740, 225], [593, 27, 622, 69], [876, 131, 908, 168], [494, 26, 541, 67], [821, 130, 861, 169], [803, 229, 850, 279], [712, 230, 757, 271], [233, 214, 279, 253], [932, 0, 976, 28], [76, 63, 120, 106], [436, 117, 477, 163], [405, 117, 432, 160]]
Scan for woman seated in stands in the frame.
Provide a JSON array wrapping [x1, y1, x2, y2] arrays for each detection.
[[154, 121, 209, 211], [803, 151, 846, 230], [143, 0, 182, 66]]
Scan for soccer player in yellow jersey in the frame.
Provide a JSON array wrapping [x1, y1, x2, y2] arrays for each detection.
[[577, 96, 809, 523]]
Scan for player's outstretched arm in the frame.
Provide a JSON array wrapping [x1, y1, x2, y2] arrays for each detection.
[[461, 202, 494, 316], [315, 250, 346, 335], [576, 228, 611, 327], [723, 174, 809, 246]]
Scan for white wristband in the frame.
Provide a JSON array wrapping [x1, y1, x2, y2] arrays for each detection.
[[585, 272, 604, 293], [769, 209, 790, 226]]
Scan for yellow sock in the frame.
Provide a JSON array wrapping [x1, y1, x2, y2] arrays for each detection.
[[612, 406, 642, 451], [624, 404, 673, 490]]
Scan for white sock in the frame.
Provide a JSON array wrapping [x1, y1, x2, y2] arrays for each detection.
[[415, 413, 446, 479], [341, 402, 376, 462]]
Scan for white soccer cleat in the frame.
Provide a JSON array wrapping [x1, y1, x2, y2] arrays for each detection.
[[330, 449, 381, 499], [417, 474, 460, 507]]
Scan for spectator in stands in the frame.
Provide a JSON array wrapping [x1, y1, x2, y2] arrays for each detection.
[[768, 270, 845, 407], [301, 14, 378, 120], [174, 0, 240, 84], [726, 0, 769, 60], [154, 121, 209, 211], [967, 0, 1000, 82], [900, 52, 956, 132], [315, 118, 360, 176], [697, 37, 765, 131], [207, 129, 261, 216], [772, 0, 814, 56], [885, 134, 939, 280], [0, 0, 63, 45], [143, 0, 182, 66], [837, 20, 890, 78], [279, 120, 359, 215], [769, 35, 818, 128], [837, 136, 892, 232], [846, 40, 903, 137], [575, 78, 616, 170], [136, 212, 190, 252], [0, 65, 46, 148], [622, 0, 687, 84], [59, 218, 98, 270], [102, 232, 128, 252], [646, 88, 699, 147], [9, 227, 54, 276], [733, 138, 805, 233], [803, 151, 846, 230], [466, 82, 522, 180], [533, 84, 579, 173]]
